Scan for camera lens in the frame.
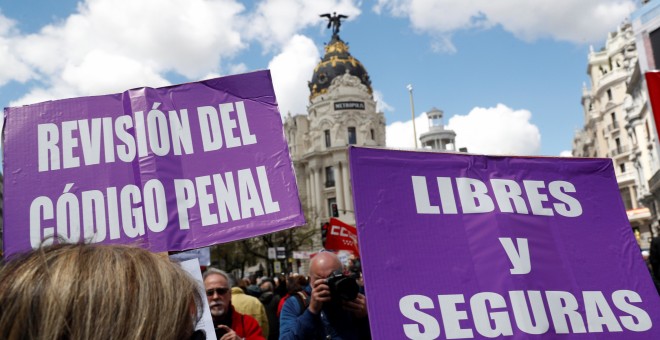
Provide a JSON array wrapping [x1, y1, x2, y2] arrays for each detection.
[[327, 271, 359, 301]]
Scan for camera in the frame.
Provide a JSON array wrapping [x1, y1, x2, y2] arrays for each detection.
[[215, 327, 228, 338], [326, 270, 359, 301]]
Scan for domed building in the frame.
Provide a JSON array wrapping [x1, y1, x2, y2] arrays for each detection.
[[284, 30, 386, 239], [419, 107, 456, 151]]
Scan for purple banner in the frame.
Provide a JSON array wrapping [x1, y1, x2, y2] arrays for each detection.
[[3, 70, 304, 257], [349, 147, 660, 339]]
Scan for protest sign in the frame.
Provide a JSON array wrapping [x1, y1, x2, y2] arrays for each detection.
[[645, 72, 660, 139], [169, 247, 211, 266], [323, 217, 359, 255], [349, 146, 660, 339], [3, 70, 304, 257], [178, 258, 217, 340]]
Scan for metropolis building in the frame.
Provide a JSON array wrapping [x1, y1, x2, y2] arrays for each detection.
[[283, 32, 386, 243]]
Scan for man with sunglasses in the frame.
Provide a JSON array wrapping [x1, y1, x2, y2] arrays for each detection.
[[203, 268, 265, 340]]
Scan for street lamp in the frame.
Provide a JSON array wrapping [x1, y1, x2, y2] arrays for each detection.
[[407, 84, 418, 148]]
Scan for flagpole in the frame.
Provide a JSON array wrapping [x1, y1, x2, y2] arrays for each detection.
[[407, 84, 418, 148]]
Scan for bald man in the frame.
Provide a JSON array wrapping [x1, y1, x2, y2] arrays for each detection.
[[279, 251, 371, 339]]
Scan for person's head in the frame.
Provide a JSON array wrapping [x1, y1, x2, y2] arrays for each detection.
[[309, 251, 343, 284], [286, 274, 307, 294], [238, 277, 251, 292], [259, 280, 274, 293], [275, 274, 288, 295], [203, 268, 233, 319], [0, 243, 202, 340]]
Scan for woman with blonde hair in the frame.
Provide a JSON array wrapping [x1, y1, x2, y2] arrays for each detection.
[[0, 243, 203, 340]]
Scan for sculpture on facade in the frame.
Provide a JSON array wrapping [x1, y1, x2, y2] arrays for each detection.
[[320, 12, 348, 35]]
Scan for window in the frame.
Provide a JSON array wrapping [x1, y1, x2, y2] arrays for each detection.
[[615, 138, 621, 153], [370, 129, 375, 141], [328, 198, 338, 218], [607, 89, 613, 101], [325, 166, 335, 188], [610, 112, 618, 129], [324, 129, 331, 148], [348, 127, 357, 145], [650, 27, 660, 69], [620, 163, 626, 174], [620, 187, 633, 211]]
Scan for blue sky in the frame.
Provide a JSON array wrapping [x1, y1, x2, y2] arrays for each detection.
[[0, 0, 639, 161]]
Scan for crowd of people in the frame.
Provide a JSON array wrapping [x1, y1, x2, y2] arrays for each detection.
[[202, 251, 369, 339], [0, 243, 370, 340]]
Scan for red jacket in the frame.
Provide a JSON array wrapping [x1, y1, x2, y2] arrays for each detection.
[[216, 306, 265, 340]]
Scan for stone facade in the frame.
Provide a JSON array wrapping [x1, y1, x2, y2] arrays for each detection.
[[284, 72, 385, 233], [631, 0, 660, 246], [573, 21, 655, 248], [283, 35, 385, 249]]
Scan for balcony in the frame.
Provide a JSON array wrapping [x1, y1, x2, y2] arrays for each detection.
[[648, 169, 660, 193], [610, 145, 630, 157], [626, 207, 651, 223], [606, 122, 620, 132], [595, 68, 627, 89], [616, 171, 635, 185]]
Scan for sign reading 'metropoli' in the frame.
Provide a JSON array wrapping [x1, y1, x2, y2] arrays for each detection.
[[3, 70, 304, 257], [349, 147, 660, 339]]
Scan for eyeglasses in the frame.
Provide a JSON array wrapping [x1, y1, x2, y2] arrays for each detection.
[[205, 287, 229, 297]]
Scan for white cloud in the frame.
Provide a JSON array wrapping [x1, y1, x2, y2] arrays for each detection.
[[7, 0, 247, 105], [447, 104, 541, 155], [268, 34, 320, 116], [228, 63, 249, 75], [373, 89, 394, 112], [374, 0, 635, 51], [386, 104, 542, 155], [386, 111, 430, 149], [559, 150, 573, 157], [246, 0, 361, 51], [3, 0, 364, 109], [0, 13, 33, 86], [62, 50, 170, 94]]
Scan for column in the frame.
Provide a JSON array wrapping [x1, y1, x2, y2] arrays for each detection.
[[305, 168, 312, 211], [316, 168, 324, 217], [343, 163, 353, 213], [335, 163, 345, 216], [309, 169, 318, 217], [308, 171, 315, 212]]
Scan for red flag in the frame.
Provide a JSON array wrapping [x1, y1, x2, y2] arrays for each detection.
[[645, 72, 660, 139], [323, 218, 360, 256]]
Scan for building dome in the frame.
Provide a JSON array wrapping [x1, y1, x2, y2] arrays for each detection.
[[308, 34, 372, 100]]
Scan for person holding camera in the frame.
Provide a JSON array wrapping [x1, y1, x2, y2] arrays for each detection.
[[279, 251, 371, 339]]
